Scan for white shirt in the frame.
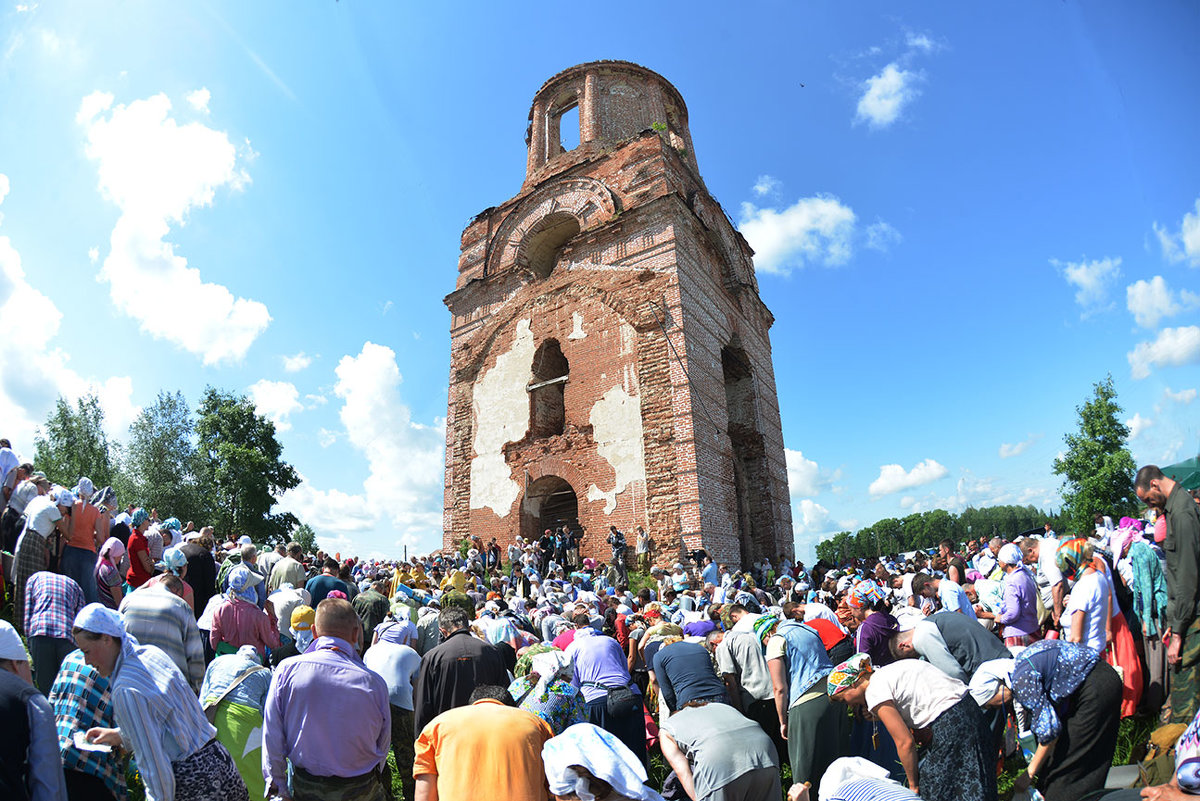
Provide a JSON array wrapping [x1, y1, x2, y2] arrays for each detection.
[[1063, 571, 1108, 652], [21, 495, 62, 538], [804, 601, 849, 633], [865, 660, 968, 730]]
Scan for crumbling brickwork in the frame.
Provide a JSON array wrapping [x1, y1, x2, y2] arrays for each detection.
[[443, 61, 793, 567]]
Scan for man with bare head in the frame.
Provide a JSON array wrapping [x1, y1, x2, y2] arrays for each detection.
[[263, 598, 391, 801]]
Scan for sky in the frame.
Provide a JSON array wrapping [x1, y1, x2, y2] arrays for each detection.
[[1, 2, 1197, 563]]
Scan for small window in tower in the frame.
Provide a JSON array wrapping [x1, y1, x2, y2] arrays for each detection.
[[529, 339, 568, 438], [558, 104, 580, 152]]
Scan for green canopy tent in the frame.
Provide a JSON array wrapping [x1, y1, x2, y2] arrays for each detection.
[[1163, 456, 1200, 491]]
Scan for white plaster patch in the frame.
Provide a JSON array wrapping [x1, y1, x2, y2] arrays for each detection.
[[568, 311, 587, 340], [586, 385, 646, 514], [470, 318, 535, 517]]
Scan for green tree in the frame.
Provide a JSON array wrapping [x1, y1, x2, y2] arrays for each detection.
[[1052, 374, 1138, 536], [196, 387, 300, 547], [124, 390, 207, 524], [33, 394, 123, 490], [293, 522, 318, 553]]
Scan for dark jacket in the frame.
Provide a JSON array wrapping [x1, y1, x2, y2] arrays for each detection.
[[412, 628, 507, 733]]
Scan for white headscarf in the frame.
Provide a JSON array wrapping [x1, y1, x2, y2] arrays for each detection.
[[528, 649, 573, 697], [542, 723, 665, 801]]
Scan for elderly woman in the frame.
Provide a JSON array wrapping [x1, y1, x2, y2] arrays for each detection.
[[508, 649, 587, 735], [828, 653, 995, 801], [846, 580, 898, 667], [199, 645, 271, 800], [1009, 638, 1121, 801], [95, 537, 127, 610], [992, 543, 1040, 649], [542, 722, 665, 801], [72, 603, 249, 801], [1111, 523, 1171, 711], [210, 565, 280, 658], [144, 546, 194, 612]]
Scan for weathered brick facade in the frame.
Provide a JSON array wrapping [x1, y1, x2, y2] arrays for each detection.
[[443, 61, 793, 568]]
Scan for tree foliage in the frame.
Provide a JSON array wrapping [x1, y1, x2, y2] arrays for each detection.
[[1052, 374, 1138, 537], [814, 503, 1061, 564], [195, 387, 300, 547], [33, 394, 124, 492], [293, 523, 317, 553], [125, 390, 207, 524]]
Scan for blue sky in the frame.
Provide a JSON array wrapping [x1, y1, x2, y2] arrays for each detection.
[[1, 2, 1197, 562]]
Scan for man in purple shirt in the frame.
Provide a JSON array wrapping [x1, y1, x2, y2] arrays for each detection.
[[262, 598, 391, 801], [566, 615, 647, 766]]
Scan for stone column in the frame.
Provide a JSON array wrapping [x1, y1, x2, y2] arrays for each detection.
[[526, 99, 546, 179], [582, 71, 599, 143]]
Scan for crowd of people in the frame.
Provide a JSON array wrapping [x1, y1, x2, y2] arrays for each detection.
[[1, 436, 1199, 801]]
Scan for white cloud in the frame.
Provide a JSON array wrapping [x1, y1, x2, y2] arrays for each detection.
[[999, 434, 1042, 459], [1125, 412, 1153, 439], [1164, 387, 1197, 404], [865, 220, 902, 252], [317, 428, 337, 447], [1153, 198, 1200, 267], [282, 351, 312, 372], [304, 393, 327, 408], [785, 448, 840, 497], [868, 458, 948, 497], [15, 3, 38, 12], [1055, 256, 1121, 315], [278, 342, 446, 557], [185, 88, 211, 114], [0, 176, 139, 449], [1128, 326, 1200, 379], [1126, 275, 1200, 329], [739, 195, 856, 275], [752, 175, 781, 197], [905, 33, 936, 52], [87, 246, 98, 263], [78, 90, 269, 365], [793, 499, 833, 534], [247, 379, 303, 432], [0, 174, 8, 204], [855, 63, 920, 129]]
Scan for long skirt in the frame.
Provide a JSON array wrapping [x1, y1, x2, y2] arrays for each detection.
[[12, 531, 49, 634], [172, 739, 249, 801], [787, 687, 848, 797], [918, 696, 996, 801], [1106, 612, 1143, 718], [213, 701, 265, 801], [1040, 661, 1122, 801]]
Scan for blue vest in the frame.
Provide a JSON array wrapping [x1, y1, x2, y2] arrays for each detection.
[[775, 620, 833, 705]]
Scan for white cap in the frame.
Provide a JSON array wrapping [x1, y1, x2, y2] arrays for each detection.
[[237, 535, 252, 546]]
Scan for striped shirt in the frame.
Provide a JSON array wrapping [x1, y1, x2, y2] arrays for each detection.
[[24, 571, 85, 640], [111, 637, 217, 801], [49, 650, 125, 799], [829, 779, 921, 801], [119, 587, 206, 690]]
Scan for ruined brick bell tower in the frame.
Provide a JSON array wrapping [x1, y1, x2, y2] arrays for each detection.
[[443, 61, 793, 567]]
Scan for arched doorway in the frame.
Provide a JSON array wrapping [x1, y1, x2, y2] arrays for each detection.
[[521, 475, 580, 541]]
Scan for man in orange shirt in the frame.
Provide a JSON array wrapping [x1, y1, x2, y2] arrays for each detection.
[[413, 684, 553, 801]]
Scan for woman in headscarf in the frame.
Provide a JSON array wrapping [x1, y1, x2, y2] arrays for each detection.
[[1056, 538, 1143, 717], [828, 653, 995, 801], [144, 546, 195, 612], [95, 537, 127, 610], [507, 649, 587, 735], [1009, 638, 1122, 801], [993, 542, 1040, 650], [845, 580, 897, 667], [199, 644, 271, 800], [542, 722, 665, 801], [72, 603, 250, 801], [210, 565, 280, 658], [1111, 524, 1170, 712]]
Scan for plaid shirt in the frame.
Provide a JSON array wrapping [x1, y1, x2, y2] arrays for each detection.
[[48, 649, 126, 799], [24, 570, 85, 639]]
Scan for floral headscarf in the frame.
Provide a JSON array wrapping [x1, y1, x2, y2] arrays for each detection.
[[1054, 538, 1094, 581], [846, 580, 885, 610], [828, 653, 873, 696], [753, 614, 779, 646]]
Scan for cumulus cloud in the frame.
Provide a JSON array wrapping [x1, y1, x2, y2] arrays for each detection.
[[247, 379, 303, 432], [752, 175, 781, 197], [869, 458, 948, 497], [282, 351, 312, 372], [1164, 387, 1197, 404], [1154, 198, 1200, 267], [185, 88, 210, 114], [999, 434, 1042, 459], [855, 63, 921, 129], [0, 175, 139, 449], [865, 220, 902, 252], [738, 195, 857, 275], [1126, 275, 1199, 329], [78, 90, 269, 365], [793, 499, 833, 534], [785, 448, 840, 497], [278, 342, 445, 556], [1128, 326, 1200, 379], [1055, 256, 1121, 316], [1125, 412, 1153, 439]]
